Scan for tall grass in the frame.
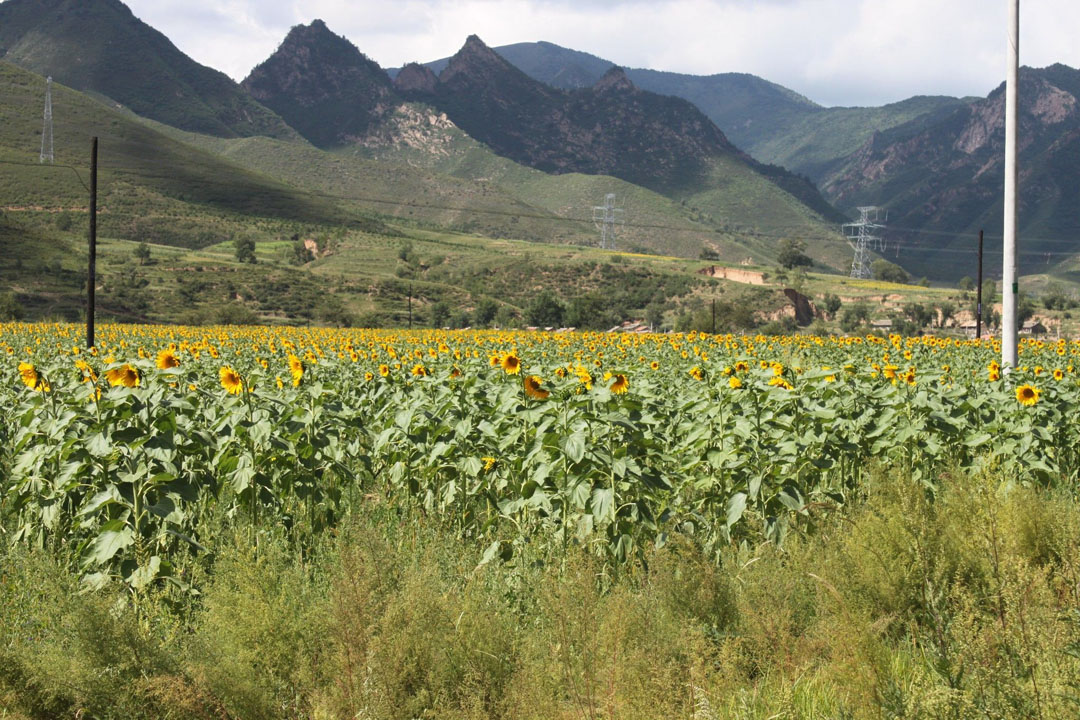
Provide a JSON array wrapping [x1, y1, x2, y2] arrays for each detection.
[[4, 465, 1080, 718]]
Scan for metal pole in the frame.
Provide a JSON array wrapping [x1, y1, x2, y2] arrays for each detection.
[[1002, 0, 1019, 369], [976, 230, 984, 341], [87, 137, 98, 349]]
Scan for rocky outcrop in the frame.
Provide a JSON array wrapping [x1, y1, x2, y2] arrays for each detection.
[[242, 20, 399, 148]]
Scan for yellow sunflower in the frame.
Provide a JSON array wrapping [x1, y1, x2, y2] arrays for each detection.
[[609, 374, 629, 394], [288, 354, 304, 387], [728, 376, 742, 389], [156, 348, 180, 370], [1015, 384, 1040, 406], [18, 362, 49, 392], [411, 363, 427, 377], [501, 353, 521, 375], [105, 364, 140, 388], [524, 375, 550, 400], [219, 366, 243, 395], [688, 366, 704, 381], [379, 363, 390, 377]]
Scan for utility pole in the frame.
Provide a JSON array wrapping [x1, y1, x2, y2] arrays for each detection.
[[87, 137, 98, 349], [842, 206, 885, 279], [1002, 0, 1020, 369], [40, 76, 54, 164], [976, 230, 984, 341], [592, 193, 623, 250]]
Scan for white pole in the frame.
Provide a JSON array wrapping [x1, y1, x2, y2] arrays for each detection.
[[1002, 0, 1019, 369]]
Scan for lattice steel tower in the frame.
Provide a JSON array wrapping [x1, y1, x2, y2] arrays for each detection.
[[40, 76, 54, 164], [843, 206, 885, 279], [592, 193, 623, 250]]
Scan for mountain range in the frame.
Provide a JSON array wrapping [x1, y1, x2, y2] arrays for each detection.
[[0, 0, 1078, 290]]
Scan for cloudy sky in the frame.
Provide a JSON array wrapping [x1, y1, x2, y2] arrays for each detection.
[[124, 0, 1080, 107]]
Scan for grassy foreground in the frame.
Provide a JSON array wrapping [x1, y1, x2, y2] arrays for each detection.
[[4, 465, 1080, 719]]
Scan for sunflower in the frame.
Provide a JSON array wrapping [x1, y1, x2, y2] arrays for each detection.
[[364, 371, 375, 382], [276, 375, 284, 390], [75, 358, 97, 383], [768, 376, 793, 390], [1053, 368, 1064, 381], [156, 348, 180, 370], [649, 360, 659, 371], [18, 362, 49, 392], [609, 374, 629, 394], [988, 368, 1002, 382], [105, 364, 140, 388], [1015, 384, 1040, 406], [882, 364, 899, 381], [219, 366, 243, 395], [501, 353, 521, 375], [688, 366, 704, 381], [524, 375, 550, 399], [411, 363, 427, 377], [288, 354, 304, 386], [482, 456, 497, 472], [728, 376, 742, 389], [734, 360, 749, 373], [378, 363, 390, 377]]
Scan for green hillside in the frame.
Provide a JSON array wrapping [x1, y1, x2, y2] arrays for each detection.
[[0, 0, 297, 139], [0, 61, 375, 249]]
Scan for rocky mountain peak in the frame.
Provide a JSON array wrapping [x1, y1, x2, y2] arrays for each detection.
[[394, 62, 439, 96], [242, 19, 398, 147], [440, 34, 518, 84], [593, 66, 635, 93]]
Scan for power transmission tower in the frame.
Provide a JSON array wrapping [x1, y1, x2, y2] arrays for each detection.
[[40, 76, 54, 164], [842, 206, 885, 279], [592, 193, 623, 250]]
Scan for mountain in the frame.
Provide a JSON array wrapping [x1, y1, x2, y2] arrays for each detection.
[[0, 0, 297, 139], [0, 60, 366, 247], [390, 40, 822, 161], [823, 65, 1080, 280], [395, 34, 843, 222], [392, 41, 964, 191], [242, 20, 397, 148]]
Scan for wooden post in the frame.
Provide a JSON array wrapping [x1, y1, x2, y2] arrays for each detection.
[[976, 229, 984, 340], [87, 137, 98, 349]]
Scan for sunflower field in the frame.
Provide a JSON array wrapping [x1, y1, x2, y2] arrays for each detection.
[[2, 322, 1079, 592]]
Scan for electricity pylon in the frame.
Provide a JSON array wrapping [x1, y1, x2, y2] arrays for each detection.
[[843, 206, 885, 279], [40, 76, 54, 164], [592, 193, 623, 250]]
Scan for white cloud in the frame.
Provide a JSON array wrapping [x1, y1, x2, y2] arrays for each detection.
[[123, 0, 1080, 107]]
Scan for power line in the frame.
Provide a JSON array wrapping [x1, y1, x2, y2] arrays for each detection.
[[2, 159, 1079, 259]]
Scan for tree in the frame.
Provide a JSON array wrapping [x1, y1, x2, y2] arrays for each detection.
[[526, 290, 565, 328], [902, 302, 935, 329], [430, 301, 452, 328], [871, 259, 908, 284], [564, 293, 617, 331], [958, 276, 975, 292], [133, 242, 151, 265], [473, 298, 498, 327], [0, 292, 24, 321], [821, 293, 842, 320], [937, 301, 957, 328], [777, 238, 813, 270], [839, 302, 872, 333], [291, 239, 314, 265], [233, 236, 256, 264], [645, 301, 665, 331]]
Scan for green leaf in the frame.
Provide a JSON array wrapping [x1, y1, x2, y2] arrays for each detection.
[[726, 492, 747, 529], [126, 556, 161, 591], [564, 431, 586, 464], [85, 519, 134, 566]]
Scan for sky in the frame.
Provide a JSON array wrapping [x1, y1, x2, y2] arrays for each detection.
[[123, 0, 1080, 108]]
